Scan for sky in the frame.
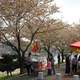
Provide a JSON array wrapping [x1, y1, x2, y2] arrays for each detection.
[[55, 0, 80, 24]]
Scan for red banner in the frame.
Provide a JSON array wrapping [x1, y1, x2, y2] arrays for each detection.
[[32, 41, 40, 53]]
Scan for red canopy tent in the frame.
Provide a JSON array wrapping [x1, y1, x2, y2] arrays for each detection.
[[70, 41, 80, 52], [70, 41, 80, 48]]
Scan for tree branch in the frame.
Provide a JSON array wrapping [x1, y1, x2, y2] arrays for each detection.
[[0, 16, 9, 26], [1, 32, 19, 53], [23, 27, 39, 54]]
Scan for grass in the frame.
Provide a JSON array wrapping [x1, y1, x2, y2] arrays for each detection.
[[0, 73, 18, 80], [0, 72, 7, 80], [0, 63, 65, 80], [0, 69, 20, 80], [0, 68, 56, 80], [0, 72, 54, 80]]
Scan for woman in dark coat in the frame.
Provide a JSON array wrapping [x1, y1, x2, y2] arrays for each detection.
[[25, 52, 32, 75], [65, 55, 70, 74]]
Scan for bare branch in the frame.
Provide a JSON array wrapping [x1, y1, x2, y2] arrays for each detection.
[[23, 27, 39, 54], [0, 16, 9, 26], [1, 32, 19, 53]]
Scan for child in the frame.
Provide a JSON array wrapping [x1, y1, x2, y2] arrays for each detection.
[[47, 59, 52, 75]]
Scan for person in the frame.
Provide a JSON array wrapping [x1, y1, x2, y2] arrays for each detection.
[[72, 55, 77, 73], [47, 59, 52, 75], [25, 52, 32, 75], [78, 55, 80, 69], [57, 54, 60, 68], [51, 58, 55, 75], [65, 55, 70, 74]]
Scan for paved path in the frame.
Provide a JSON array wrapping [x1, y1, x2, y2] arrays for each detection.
[[5, 63, 80, 80], [53, 63, 80, 80]]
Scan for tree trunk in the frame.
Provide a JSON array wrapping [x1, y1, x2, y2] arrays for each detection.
[[51, 59, 55, 74], [17, 31, 25, 74], [57, 47, 64, 63], [61, 52, 64, 63], [18, 56, 25, 74], [44, 47, 55, 74], [20, 65, 25, 74]]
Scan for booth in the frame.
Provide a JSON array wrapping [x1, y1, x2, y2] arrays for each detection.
[[70, 41, 80, 74], [70, 41, 80, 52]]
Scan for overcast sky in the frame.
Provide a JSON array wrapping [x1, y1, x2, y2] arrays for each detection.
[[55, 0, 80, 24]]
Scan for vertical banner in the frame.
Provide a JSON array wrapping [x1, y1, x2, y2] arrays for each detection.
[[32, 41, 40, 53]]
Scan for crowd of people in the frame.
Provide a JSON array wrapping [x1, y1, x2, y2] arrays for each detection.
[[65, 54, 80, 75], [24, 52, 80, 76], [24, 52, 55, 76]]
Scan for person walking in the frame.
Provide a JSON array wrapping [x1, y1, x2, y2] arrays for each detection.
[[47, 59, 52, 75], [72, 55, 78, 73], [25, 52, 32, 75], [65, 55, 70, 75]]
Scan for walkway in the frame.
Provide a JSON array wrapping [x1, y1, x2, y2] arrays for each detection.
[[6, 63, 80, 80]]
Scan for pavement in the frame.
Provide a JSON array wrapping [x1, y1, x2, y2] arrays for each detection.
[[4, 63, 80, 80], [53, 63, 80, 80]]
